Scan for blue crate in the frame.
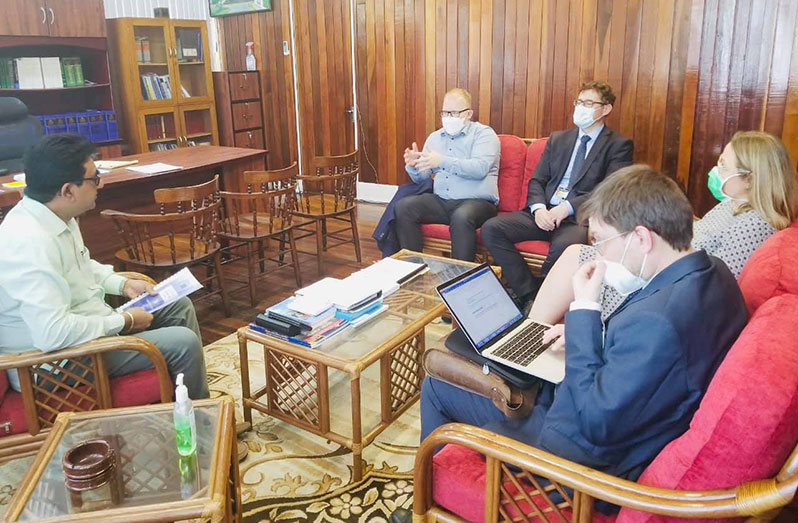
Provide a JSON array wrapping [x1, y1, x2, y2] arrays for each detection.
[[87, 110, 108, 142]]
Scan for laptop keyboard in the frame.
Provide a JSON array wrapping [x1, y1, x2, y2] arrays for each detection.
[[491, 322, 553, 366]]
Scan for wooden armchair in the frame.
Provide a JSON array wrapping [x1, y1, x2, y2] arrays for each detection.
[[0, 336, 172, 462], [101, 175, 231, 316], [413, 423, 798, 522], [219, 166, 303, 306], [293, 153, 362, 275]]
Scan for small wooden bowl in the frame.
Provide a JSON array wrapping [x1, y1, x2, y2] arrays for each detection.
[[62, 439, 115, 487]]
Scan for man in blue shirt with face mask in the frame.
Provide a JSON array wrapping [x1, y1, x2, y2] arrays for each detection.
[[420, 165, 748, 489], [394, 87, 500, 261]]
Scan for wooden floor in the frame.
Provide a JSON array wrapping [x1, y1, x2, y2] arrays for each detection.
[[195, 202, 386, 344]]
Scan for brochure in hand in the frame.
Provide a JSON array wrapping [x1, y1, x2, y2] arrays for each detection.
[[117, 268, 202, 314]]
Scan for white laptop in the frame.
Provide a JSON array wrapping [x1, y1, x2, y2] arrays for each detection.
[[436, 264, 565, 383]]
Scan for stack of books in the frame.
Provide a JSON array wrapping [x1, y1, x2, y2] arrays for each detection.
[[248, 257, 427, 349], [0, 56, 84, 89], [140, 73, 172, 100]]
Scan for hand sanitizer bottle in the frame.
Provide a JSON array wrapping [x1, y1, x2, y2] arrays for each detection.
[[173, 373, 197, 456], [245, 42, 256, 71]]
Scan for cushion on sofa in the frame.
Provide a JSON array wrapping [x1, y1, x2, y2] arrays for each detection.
[[0, 368, 165, 436], [496, 134, 529, 212], [617, 293, 798, 523], [514, 240, 550, 257], [520, 137, 549, 206], [432, 443, 616, 522], [737, 222, 798, 314]]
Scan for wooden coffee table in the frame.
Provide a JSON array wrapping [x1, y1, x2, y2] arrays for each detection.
[[5, 397, 240, 522], [237, 250, 481, 481]]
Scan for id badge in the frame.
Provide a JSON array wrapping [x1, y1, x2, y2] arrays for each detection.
[[553, 186, 570, 200]]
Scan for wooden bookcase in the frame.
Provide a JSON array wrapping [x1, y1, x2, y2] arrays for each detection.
[[107, 18, 218, 154], [0, 0, 121, 158]]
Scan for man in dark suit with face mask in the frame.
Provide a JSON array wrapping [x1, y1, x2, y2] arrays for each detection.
[[481, 81, 633, 306]]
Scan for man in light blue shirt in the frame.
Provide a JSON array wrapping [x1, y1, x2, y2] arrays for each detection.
[[0, 134, 208, 399], [394, 88, 500, 261]]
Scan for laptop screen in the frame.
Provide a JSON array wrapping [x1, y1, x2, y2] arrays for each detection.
[[437, 265, 523, 349]]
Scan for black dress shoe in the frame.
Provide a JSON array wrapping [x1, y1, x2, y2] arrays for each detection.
[[389, 507, 413, 523]]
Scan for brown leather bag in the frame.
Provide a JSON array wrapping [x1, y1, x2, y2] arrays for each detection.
[[423, 346, 539, 419]]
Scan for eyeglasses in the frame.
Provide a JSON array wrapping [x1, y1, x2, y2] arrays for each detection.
[[589, 231, 628, 255], [440, 108, 471, 118], [573, 99, 606, 108], [80, 171, 101, 186]]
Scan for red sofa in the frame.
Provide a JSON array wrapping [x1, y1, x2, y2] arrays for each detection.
[[418, 222, 798, 522], [420, 135, 551, 274]]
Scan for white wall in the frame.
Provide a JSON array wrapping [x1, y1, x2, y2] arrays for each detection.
[[104, 0, 209, 20]]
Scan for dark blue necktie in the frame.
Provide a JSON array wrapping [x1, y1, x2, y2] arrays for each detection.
[[568, 135, 591, 189]]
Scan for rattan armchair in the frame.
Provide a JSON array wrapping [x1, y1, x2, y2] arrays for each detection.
[[413, 423, 798, 522], [0, 272, 172, 462], [0, 336, 172, 462]]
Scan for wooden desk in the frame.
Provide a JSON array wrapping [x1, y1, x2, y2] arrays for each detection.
[[0, 146, 266, 264]]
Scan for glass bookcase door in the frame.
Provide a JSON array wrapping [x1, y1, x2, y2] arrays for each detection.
[[171, 25, 209, 102], [142, 109, 180, 151], [133, 23, 174, 104], [179, 106, 216, 147]]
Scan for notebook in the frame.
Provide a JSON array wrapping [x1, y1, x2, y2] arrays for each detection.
[[436, 264, 565, 383]]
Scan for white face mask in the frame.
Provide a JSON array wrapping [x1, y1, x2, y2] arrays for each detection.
[[441, 116, 466, 136], [573, 104, 597, 130], [602, 234, 649, 296]]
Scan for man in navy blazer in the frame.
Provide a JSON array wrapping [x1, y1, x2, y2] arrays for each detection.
[[481, 81, 633, 306], [421, 166, 748, 484]]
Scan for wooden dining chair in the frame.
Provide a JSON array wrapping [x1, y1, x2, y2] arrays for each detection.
[[101, 175, 231, 316], [0, 189, 21, 223], [219, 166, 302, 306], [292, 152, 362, 275]]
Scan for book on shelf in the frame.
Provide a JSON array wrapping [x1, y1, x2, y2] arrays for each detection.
[[40, 57, 63, 88], [15, 58, 44, 89], [140, 73, 172, 100]]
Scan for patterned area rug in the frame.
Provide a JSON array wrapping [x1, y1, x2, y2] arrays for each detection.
[[0, 323, 447, 522]]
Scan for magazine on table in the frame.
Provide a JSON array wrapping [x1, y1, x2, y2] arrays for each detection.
[[117, 268, 202, 314]]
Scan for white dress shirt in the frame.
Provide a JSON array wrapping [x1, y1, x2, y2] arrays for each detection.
[[0, 197, 127, 365]]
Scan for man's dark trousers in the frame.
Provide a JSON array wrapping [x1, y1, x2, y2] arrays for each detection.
[[480, 209, 587, 299], [395, 193, 497, 261]]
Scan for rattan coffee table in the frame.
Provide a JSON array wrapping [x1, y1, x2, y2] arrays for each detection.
[[5, 397, 239, 522], [237, 250, 480, 480]]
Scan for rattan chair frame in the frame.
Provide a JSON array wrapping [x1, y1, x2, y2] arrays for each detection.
[[219, 168, 303, 306], [413, 423, 798, 522]]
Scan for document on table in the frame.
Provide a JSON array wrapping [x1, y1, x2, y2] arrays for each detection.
[[127, 162, 182, 175], [96, 159, 139, 170], [117, 268, 202, 314]]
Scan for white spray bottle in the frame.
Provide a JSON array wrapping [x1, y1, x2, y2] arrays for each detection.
[[245, 42, 256, 71]]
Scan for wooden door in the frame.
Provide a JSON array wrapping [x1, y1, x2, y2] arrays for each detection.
[[46, 0, 106, 37], [292, 0, 356, 170], [0, 1, 49, 36], [178, 103, 218, 147], [169, 20, 214, 105]]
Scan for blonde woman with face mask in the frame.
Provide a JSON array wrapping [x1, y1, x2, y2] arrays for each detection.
[[530, 131, 798, 326]]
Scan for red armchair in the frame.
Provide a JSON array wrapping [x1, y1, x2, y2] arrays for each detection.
[[0, 273, 173, 461], [421, 135, 551, 275], [412, 224, 798, 522]]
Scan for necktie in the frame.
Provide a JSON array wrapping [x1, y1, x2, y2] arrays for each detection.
[[568, 135, 591, 189]]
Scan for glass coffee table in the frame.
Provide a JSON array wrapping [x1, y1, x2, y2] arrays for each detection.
[[237, 250, 481, 480], [5, 397, 239, 522]]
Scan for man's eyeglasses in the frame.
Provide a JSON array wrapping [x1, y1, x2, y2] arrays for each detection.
[[440, 108, 471, 118], [80, 171, 101, 186], [573, 99, 607, 108], [589, 231, 628, 254]]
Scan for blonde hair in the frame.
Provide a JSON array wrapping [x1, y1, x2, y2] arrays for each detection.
[[730, 131, 798, 230], [444, 87, 472, 108]]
